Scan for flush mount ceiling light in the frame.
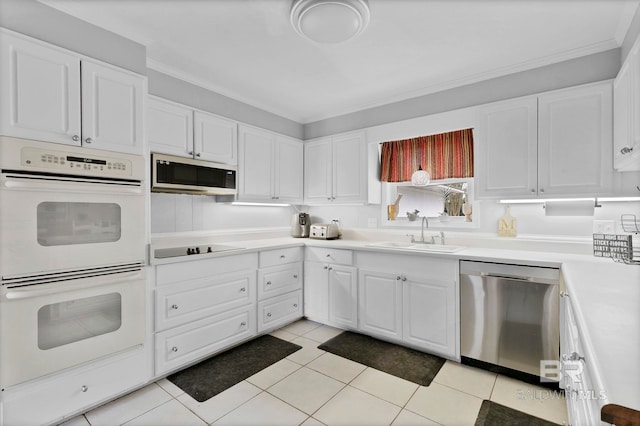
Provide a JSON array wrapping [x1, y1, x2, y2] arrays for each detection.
[[290, 0, 370, 44], [411, 165, 431, 186]]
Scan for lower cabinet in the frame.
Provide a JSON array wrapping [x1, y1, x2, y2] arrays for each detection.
[[356, 252, 459, 359], [303, 247, 357, 329], [2, 348, 147, 426]]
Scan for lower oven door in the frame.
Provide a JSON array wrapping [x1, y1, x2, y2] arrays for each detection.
[[0, 173, 145, 277], [0, 269, 145, 389]]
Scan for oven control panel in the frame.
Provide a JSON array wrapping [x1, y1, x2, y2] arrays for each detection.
[[20, 147, 133, 177]]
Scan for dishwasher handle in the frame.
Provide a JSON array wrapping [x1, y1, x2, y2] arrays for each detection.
[[480, 272, 534, 282]]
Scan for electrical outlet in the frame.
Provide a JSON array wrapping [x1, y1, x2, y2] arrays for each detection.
[[593, 220, 615, 234], [368, 218, 377, 228]]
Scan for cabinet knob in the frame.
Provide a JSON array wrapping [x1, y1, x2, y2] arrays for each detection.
[[293, 274, 298, 279], [328, 267, 333, 271], [327, 197, 332, 201], [84, 137, 93, 144], [402, 276, 407, 282], [267, 312, 272, 317], [240, 321, 246, 327], [266, 281, 272, 286], [171, 346, 178, 352], [196, 153, 201, 157], [540, 188, 545, 193], [240, 287, 246, 292], [72, 135, 80, 142], [81, 385, 88, 393], [171, 304, 179, 310], [280, 255, 286, 258], [324, 265, 328, 269], [325, 254, 331, 257], [621, 146, 633, 155], [396, 276, 401, 280], [293, 303, 298, 308], [531, 189, 536, 193]]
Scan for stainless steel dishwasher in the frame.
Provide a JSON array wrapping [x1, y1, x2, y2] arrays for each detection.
[[460, 260, 560, 380]]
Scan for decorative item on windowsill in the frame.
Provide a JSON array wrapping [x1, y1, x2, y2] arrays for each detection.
[[388, 194, 402, 220], [406, 209, 419, 221], [411, 165, 430, 186], [463, 201, 473, 222], [498, 205, 517, 237]]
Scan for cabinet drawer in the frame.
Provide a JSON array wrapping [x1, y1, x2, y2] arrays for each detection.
[[259, 247, 303, 267], [258, 263, 302, 300], [2, 348, 147, 426], [156, 253, 257, 287], [155, 305, 256, 375], [257, 291, 303, 333], [305, 247, 352, 265], [156, 270, 255, 331]]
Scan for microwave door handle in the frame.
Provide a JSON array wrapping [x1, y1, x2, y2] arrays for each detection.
[[3, 176, 143, 194]]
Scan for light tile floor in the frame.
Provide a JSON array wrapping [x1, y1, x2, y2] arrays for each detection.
[[62, 320, 568, 426]]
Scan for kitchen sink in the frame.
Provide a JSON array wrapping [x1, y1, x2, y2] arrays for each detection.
[[365, 241, 464, 253]]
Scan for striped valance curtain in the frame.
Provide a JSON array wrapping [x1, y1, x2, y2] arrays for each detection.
[[380, 128, 474, 182]]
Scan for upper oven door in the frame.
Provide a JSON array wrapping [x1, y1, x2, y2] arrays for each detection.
[[0, 173, 145, 278]]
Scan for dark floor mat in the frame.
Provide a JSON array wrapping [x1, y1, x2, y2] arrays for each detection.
[[167, 335, 301, 402], [318, 331, 445, 386], [475, 400, 561, 426]]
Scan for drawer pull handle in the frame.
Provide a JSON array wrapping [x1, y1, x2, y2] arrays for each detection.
[[240, 321, 246, 327], [240, 287, 246, 292], [266, 281, 272, 286], [172, 346, 178, 352], [81, 385, 88, 393], [267, 312, 272, 317], [171, 304, 179, 310]]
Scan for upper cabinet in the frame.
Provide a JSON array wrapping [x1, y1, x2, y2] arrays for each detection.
[[477, 81, 613, 199], [237, 125, 303, 204], [613, 36, 640, 171], [148, 96, 237, 164], [0, 31, 144, 155], [304, 131, 367, 204]]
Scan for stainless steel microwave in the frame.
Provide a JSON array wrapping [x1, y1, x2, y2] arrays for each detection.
[[151, 153, 237, 195]]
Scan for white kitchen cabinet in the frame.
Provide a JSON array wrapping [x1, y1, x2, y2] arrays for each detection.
[[303, 247, 357, 328], [2, 348, 147, 426], [156, 305, 256, 375], [477, 97, 538, 199], [356, 252, 458, 359], [358, 269, 403, 341], [238, 125, 304, 203], [560, 292, 604, 425], [477, 81, 613, 199], [0, 31, 144, 155], [153, 253, 258, 376], [81, 60, 144, 154], [538, 82, 613, 196], [613, 35, 640, 171], [148, 96, 238, 164], [304, 131, 367, 204], [256, 247, 303, 332]]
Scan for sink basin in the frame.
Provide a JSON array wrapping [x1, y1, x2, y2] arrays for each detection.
[[365, 241, 464, 253]]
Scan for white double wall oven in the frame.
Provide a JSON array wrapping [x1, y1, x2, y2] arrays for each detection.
[[0, 137, 147, 389]]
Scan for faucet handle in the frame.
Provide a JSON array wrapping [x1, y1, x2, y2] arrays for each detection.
[[440, 231, 445, 245], [405, 234, 416, 243]]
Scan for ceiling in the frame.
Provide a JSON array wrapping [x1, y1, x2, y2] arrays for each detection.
[[39, 0, 639, 124]]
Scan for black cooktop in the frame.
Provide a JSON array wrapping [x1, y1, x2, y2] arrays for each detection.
[[154, 244, 244, 259]]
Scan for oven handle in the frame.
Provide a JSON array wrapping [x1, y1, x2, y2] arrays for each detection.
[[3, 270, 144, 300], [2, 175, 143, 194]]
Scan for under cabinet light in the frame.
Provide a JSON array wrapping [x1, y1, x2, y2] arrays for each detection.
[[499, 197, 640, 204], [231, 202, 291, 207]]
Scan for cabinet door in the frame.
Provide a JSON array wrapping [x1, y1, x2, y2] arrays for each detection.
[[194, 111, 237, 164], [614, 41, 640, 171], [147, 97, 193, 158], [328, 264, 358, 329], [303, 261, 329, 323], [0, 33, 81, 145], [333, 132, 367, 203], [304, 138, 332, 204], [81, 60, 144, 154], [477, 97, 538, 198], [538, 82, 613, 196], [275, 136, 304, 203], [358, 269, 402, 341], [403, 276, 456, 358], [238, 125, 275, 201]]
